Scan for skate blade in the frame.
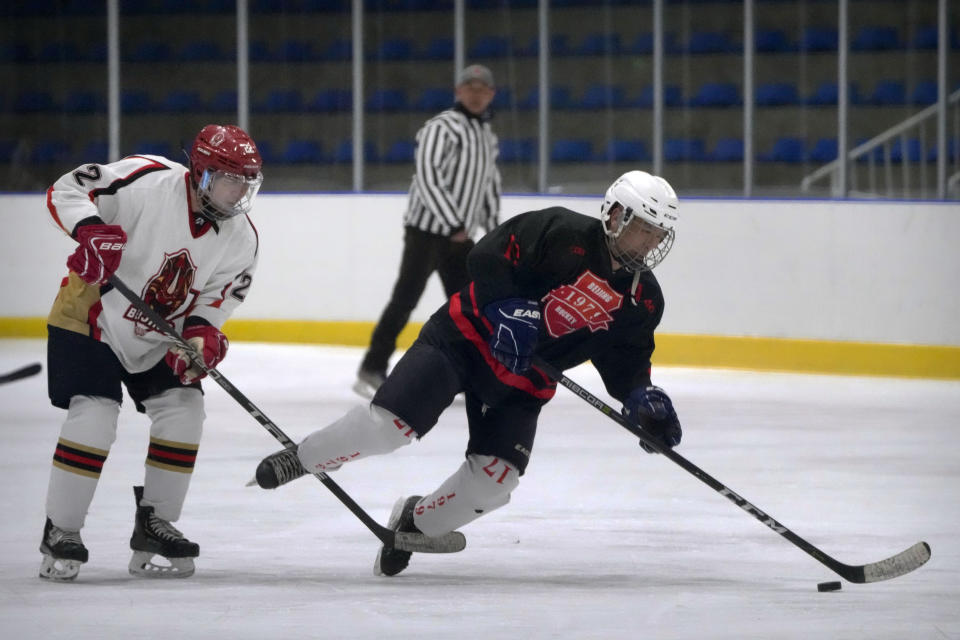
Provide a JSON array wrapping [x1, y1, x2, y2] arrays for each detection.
[[245, 477, 257, 487], [128, 550, 195, 578], [394, 530, 466, 553], [39, 554, 82, 581]]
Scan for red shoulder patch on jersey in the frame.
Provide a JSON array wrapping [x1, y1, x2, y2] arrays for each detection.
[[541, 270, 624, 338]]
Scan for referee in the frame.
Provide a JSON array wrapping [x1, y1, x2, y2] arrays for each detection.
[[355, 64, 502, 398]]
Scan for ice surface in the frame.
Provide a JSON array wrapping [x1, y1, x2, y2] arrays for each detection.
[[1, 339, 957, 639]]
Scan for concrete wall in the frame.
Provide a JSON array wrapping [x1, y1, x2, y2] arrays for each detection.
[[4, 192, 957, 347]]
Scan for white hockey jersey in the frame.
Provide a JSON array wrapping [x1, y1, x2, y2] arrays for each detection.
[[46, 154, 259, 373]]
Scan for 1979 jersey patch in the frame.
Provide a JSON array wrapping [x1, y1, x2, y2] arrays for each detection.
[[541, 270, 623, 338]]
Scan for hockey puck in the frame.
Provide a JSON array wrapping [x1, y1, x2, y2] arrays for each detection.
[[817, 581, 842, 592]]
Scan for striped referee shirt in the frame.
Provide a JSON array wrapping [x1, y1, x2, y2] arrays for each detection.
[[403, 103, 501, 237]]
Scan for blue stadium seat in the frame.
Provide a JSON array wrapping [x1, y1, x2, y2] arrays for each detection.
[[332, 140, 378, 164], [577, 33, 622, 56], [0, 42, 33, 63], [806, 138, 838, 163], [579, 85, 627, 109], [179, 41, 226, 61], [0, 140, 20, 163], [801, 27, 837, 52], [754, 29, 795, 53], [256, 89, 303, 112], [754, 82, 799, 106], [320, 39, 352, 61], [469, 36, 511, 58], [78, 140, 109, 163], [63, 90, 104, 113], [365, 89, 408, 112], [383, 140, 416, 163], [126, 41, 172, 62], [627, 32, 680, 55], [422, 37, 453, 60], [664, 138, 706, 162], [490, 88, 513, 110], [373, 38, 414, 61], [633, 85, 683, 108], [249, 41, 274, 62], [687, 31, 739, 54], [910, 81, 938, 105], [518, 86, 574, 110], [14, 90, 56, 112], [912, 25, 939, 50], [159, 90, 203, 112], [37, 42, 82, 62], [277, 40, 316, 62], [280, 140, 325, 164], [595, 139, 650, 162], [133, 140, 173, 158], [709, 138, 744, 162], [414, 88, 452, 111], [868, 80, 906, 106], [550, 139, 592, 163], [688, 82, 740, 107], [209, 90, 238, 111], [121, 90, 152, 113], [308, 89, 352, 112], [851, 26, 901, 51], [498, 139, 535, 163], [926, 138, 958, 162], [33, 140, 73, 163], [517, 34, 572, 57], [252, 140, 277, 164], [806, 82, 862, 106], [758, 137, 805, 163], [889, 138, 923, 163]]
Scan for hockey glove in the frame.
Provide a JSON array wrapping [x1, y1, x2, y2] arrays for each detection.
[[67, 224, 126, 285], [164, 321, 228, 384], [483, 298, 541, 374], [623, 385, 682, 454]]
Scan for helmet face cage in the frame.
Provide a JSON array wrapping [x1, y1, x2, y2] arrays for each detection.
[[190, 124, 263, 221], [600, 171, 679, 273]]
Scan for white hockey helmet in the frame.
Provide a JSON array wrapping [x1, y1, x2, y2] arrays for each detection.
[[600, 170, 678, 272]]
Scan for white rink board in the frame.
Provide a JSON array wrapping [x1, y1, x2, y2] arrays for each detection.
[[2, 192, 958, 345]]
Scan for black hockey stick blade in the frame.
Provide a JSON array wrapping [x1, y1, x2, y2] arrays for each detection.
[[533, 357, 931, 584], [0, 362, 42, 385], [106, 274, 464, 556]]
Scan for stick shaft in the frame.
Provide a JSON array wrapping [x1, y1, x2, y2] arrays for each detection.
[[535, 357, 928, 582], [107, 275, 395, 547]]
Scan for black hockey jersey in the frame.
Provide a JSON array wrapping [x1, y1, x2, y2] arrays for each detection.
[[425, 206, 664, 405]]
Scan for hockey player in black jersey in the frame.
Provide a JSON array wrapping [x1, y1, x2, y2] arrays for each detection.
[[256, 170, 682, 576]]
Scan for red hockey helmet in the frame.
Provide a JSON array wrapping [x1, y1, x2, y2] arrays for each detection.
[[189, 124, 264, 220]]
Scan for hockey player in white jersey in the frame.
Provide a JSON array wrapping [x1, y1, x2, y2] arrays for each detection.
[[39, 124, 263, 581]]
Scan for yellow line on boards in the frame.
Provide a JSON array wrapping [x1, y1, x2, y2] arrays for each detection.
[[2, 317, 958, 380]]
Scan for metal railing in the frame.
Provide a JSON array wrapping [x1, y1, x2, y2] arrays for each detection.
[[801, 89, 960, 199]]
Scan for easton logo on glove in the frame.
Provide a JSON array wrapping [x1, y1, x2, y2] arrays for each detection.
[[483, 298, 541, 374]]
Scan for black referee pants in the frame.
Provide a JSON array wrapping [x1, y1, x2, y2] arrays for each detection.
[[360, 226, 474, 375]]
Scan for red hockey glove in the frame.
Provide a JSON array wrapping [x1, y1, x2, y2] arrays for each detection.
[[66, 224, 127, 285], [164, 323, 229, 384]]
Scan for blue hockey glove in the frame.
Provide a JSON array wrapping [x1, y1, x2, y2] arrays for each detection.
[[622, 385, 682, 453], [483, 298, 541, 374]]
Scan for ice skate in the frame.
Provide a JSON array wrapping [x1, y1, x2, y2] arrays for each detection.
[[374, 495, 422, 577], [128, 486, 199, 578], [352, 368, 385, 399], [254, 447, 308, 489], [39, 518, 88, 581]]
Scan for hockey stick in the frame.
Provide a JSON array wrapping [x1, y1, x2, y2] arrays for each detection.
[[107, 274, 464, 555], [534, 357, 930, 583], [0, 362, 42, 385]]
